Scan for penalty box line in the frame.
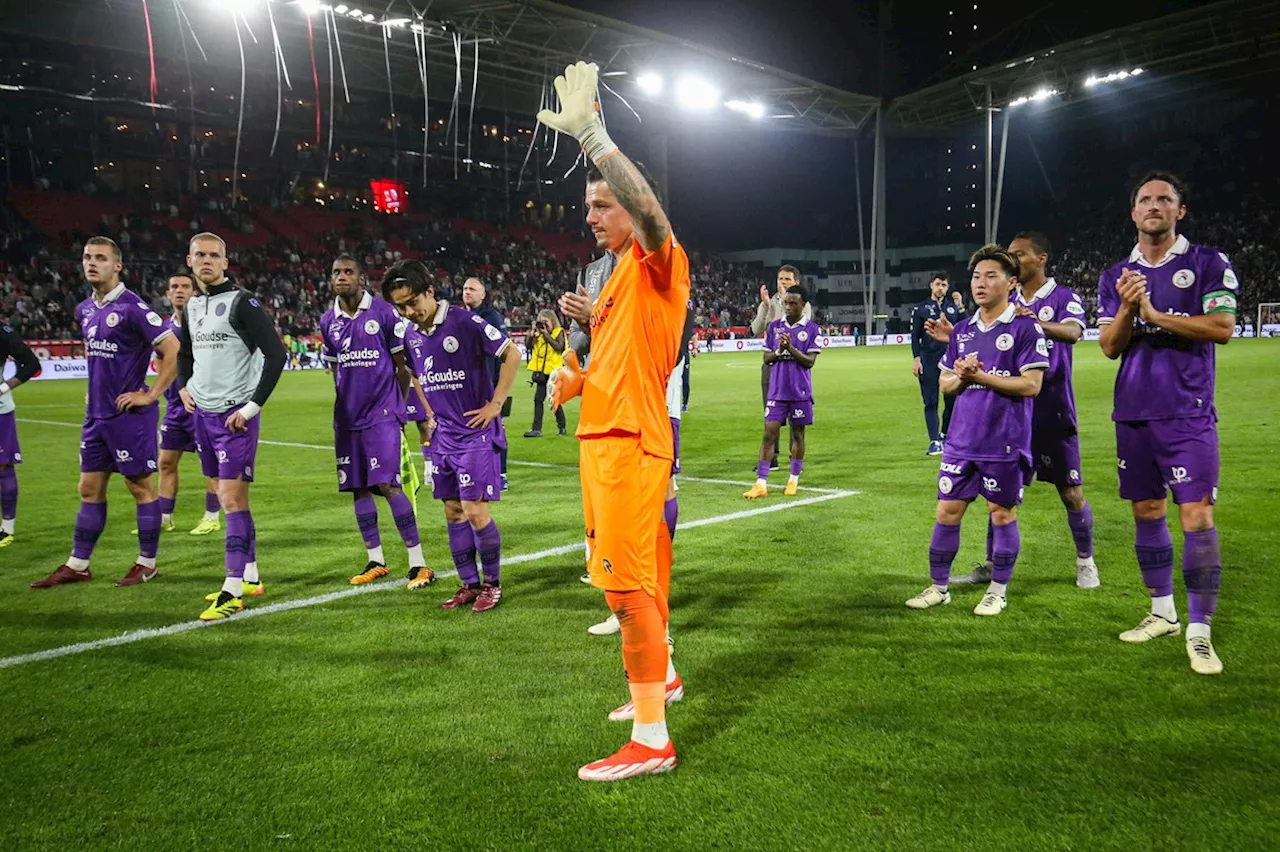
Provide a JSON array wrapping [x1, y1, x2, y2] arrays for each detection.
[[17, 418, 850, 496], [0, 489, 858, 670]]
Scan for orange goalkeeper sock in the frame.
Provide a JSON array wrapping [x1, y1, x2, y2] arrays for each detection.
[[606, 589, 672, 747]]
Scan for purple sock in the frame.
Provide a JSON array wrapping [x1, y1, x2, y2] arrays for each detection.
[[1, 466, 19, 520], [353, 495, 381, 551], [447, 521, 480, 585], [72, 501, 107, 561], [1183, 528, 1221, 625], [1067, 504, 1094, 559], [386, 491, 421, 548], [1135, 518, 1174, 598], [929, 522, 961, 587], [664, 497, 678, 541], [790, 458, 804, 477], [474, 520, 502, 585], [756, 459, 771, 480], [205, 491, 220, 514], [224, 510, 252, 579], [248, 514, 257, 563], [985, 517, 995, 565], [136, 500, 162, 560], [158, 495, 175, 517], [991, 521, 1020, 585]]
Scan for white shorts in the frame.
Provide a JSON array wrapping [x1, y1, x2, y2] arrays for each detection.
[[666, 356, 684, 422]]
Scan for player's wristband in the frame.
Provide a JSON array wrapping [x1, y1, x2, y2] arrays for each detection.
[[238, 401, 262, 421], [0, 382, 10, 396], [576, 117, 618, 164]]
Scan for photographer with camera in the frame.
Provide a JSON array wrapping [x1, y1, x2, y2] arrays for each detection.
[[524, 309, 568, 438]]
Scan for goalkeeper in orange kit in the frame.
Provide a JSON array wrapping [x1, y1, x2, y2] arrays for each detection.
[[543, 61, 691, 782]]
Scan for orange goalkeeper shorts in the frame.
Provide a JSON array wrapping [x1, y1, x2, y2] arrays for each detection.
[[580, 434, 672, 597]]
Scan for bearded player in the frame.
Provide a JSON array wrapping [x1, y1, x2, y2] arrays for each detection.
[[542, 61, 690, 781], [321, 254, 431, 586], [1099, 172, 1236, 676]]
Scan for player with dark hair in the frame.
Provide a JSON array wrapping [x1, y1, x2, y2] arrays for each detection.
[[906, 244, 1048, 617], [322, 253, 431, 586], [0, 320, 41, 547], [911, 271, 967, 456], [460, 277, 512, 491], [382, 260, 520, 613], [744, 285, 822, 498], [751, 264, 811, 468], [1098, 171, 1236, 675], [542, 61, 690, 780], [31, 237, 181, 589]]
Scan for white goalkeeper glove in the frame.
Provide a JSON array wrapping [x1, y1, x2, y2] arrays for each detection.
[[536, 62, 618, 164]]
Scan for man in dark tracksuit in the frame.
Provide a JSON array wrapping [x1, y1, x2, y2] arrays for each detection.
[[910, 271, 966, 456]]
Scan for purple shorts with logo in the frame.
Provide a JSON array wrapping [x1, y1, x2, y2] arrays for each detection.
[[429, 444, 502, 503], [671, 417, 681, 475], [194, 407, 260, 482], [937, 452, 1032, 506], [1115, 415, 1219, 504], [80, 407, 159, 478], [335, 420, 403, 492], [160, 409, 198, 453], [765, 399, 814, 427], [1031, 432, 1084, 487], [0, 412, 22, 466]]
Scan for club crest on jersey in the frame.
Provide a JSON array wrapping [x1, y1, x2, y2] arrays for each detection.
[[995, 333, 1014, 351], [1038, 306, 1054, 322], [1172, 269, 1196, 289], [364, 319, 380, 335], [797, 330, 808, 342], [443, 336, 459, 353], [105, 312, 120, 328], [216, 302, 228, 316]]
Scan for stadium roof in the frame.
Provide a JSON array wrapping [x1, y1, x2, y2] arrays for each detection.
[[888, 0, 1280, 130]]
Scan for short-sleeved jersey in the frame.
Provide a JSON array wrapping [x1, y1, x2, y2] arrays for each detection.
[[940, 305, 1050, 463], [404, 302, 509, 454], [1015, 279, 1086, 432], [764, 317, 822, 401], [320, 292, 406, 430], [1097, 236, 1238, 422], [78, 283, 173, 420], [578, 233, 691, 460]]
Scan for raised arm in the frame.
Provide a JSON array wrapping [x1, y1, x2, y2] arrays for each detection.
[[537, 62, 669, 252]]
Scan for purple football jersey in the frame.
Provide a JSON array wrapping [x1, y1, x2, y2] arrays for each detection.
[[1098, 236, 1238, 422], [940, 306, 1050, 463], [77, 284, 173, 420], [162, 316, 185, 410], [321, 293, 406, 429], [404, 302, 510, 454], [764, 318, 822, 401], [1016, 279, 1086, 431]]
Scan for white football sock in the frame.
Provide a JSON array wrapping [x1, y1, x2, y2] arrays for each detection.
[[931, 583, 948, 594], [755, 477, 767, 488], [787, 474, 799, 486], [631, 720, 669, 749], [161, 513, 173, 527], [1186, 622, 1211, 640], [1, 518, 14, 535], [203, 510, 219, 522], [666, 654, 677, 684], [367, 545, 386, 565], [136, 556, 157, 569], [243, 561, 259, 584], [222, 576, 244, 598], [67, 556, 90, 572], [987, 581, 1007, 598], [1151, 594, 1178, 622], [406, 544, 426, 568]]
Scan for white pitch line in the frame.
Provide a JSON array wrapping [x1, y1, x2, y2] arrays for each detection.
[[0, 491, 857, 670], [18, 419, 847, 495]]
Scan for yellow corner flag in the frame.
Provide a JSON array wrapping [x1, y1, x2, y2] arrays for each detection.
[[400, 425, 423, 498]]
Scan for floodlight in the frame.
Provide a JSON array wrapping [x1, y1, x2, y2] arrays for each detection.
[[725, 99, 765, 119], [297, 0, 325, 14], [675, 76, 719, 111], [636, 73, 663, 96], [334, 3, 349, 12]]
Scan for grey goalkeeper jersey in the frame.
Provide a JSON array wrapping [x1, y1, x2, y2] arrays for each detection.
[[178, 280, 287, 413], [568, 252, 618, 364]]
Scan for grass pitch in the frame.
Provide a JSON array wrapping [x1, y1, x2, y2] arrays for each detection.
[[1, 342, 1278, 850]]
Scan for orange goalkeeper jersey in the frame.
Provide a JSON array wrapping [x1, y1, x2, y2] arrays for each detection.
[[577, 231, 690, 460]]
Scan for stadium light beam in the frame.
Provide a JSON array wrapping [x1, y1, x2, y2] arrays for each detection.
[[636, 73, 663, 96], [1084, 67, 1146, 88], [725, 99, 766, 119], [1007, 87, 1059, 108], [675, 76, 719, 111]]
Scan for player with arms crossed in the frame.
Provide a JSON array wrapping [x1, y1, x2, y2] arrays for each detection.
[[1098, 172, 1236, 676], [155, 272, 222, 536], [906, 245, 1048, 616], [542, 61, 690, 781], [31, 237, 180, 588], [178, 233, 287, 620], [383, 260, 520, 613], [0, 321, 41, 547], [745, 285, 821, 498], [322, 254, 431, 586]]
